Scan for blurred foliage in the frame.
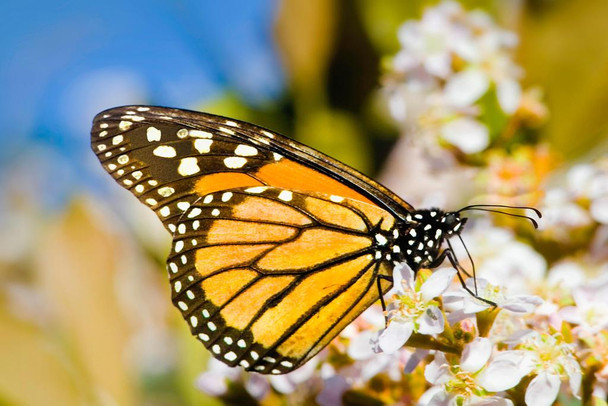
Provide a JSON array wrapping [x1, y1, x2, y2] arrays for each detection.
[[519, 0, 608, 159]]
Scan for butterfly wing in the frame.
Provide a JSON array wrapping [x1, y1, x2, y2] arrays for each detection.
[[169, 186, 395, 373], [91, 106, 413, 232], [91, 106, 409, 373]]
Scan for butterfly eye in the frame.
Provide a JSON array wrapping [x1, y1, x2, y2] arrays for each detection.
[[444, 213, 459, 228]]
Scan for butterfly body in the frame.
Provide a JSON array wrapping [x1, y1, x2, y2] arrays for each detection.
[[91, 106, 467, 374]]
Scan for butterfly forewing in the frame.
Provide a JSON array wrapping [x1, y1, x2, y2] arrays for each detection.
[[91, 106, 410, 374]]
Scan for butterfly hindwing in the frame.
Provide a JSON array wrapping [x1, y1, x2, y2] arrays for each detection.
[[167, 186, 395, 373]]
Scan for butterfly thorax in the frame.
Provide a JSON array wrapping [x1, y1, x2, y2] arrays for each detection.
[[384, 209, 467, 272]]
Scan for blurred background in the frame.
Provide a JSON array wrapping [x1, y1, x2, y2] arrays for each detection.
[[1, 0, 607, 405]]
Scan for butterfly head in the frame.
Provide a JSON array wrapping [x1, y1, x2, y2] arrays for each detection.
[[393, 209, 468, 271], [440, 211, 468, 236]]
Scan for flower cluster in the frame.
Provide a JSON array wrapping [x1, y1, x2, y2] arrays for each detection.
[[385, 1, 543, 155], [195, 2, 607, 405]]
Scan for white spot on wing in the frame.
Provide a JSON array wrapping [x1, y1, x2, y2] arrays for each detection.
[[245, 186, 267, 193], [194, 139, 213, 154], [119, 121, 132, 130], [278, 190, 293, 201], [188, 208, 202, 218], [188, 207, 202, 219], [147, 127, 161, 141], [158, 186, 175, 197], [153, 145, 177, 158], [223, 156, 247, 168], [235, 144, 258, 156], [189, 130, 213, 138], [178, 157, 200, 176], [375, 234, 388, 245], [177, 201, 190, 211]]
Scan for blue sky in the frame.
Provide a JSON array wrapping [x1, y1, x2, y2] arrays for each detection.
[[0, 0, 284, 206]]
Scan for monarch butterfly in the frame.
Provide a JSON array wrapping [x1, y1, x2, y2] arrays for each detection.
[[90, 106, 538, 375]]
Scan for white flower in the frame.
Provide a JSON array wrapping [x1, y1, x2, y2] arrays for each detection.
[[440, 117, 489, 154], [195, 358, 241, 396], [196, 358, 271, 400], [421, 338, 526, 405], [269, 357, 319, 394], [559, 280, 608, 335], [444, 278, 543, 314], [384, 0, 525, 154], [373, 264, 456, 354], [455, 222, 546, 293], [444, 69, 489, 107], [541, 157, 608, 231], [514, 332, 582, 406]]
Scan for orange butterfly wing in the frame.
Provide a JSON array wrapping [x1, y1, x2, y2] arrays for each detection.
[[169, 187, 395, 373], [90, 106, 412, 374]]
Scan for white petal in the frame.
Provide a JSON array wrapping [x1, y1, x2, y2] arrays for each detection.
[[473, 396, 514, 406], [441, 118, 489, 154], [316, 375, 350, 406], [418, 386, 449, 406], [195, 372, 228, 396], [525, 372, 561, 406], [378, 320, 413, 354], [394, 262, 416, 292], [425, 352, 450, 384], [564, 359, 582, 397], [245, 374, 270, 400], [347, 331, 377, 360], [590, 196, 608, 224], [404, 349, 428, 373], [497, 79, 522, 114], [461, 296, 492, 314], [269, 375, 296, 394], [421, 267, 457, 302], [425, 53, 452, 78], [502, 295, 544, 313], [417, 305, 445, 335], [477, 359, 524, 391], [461, 337, 492, 373], [444, 69, 489, 107], [389, 90, 408, 122], [426, 388, 453, 406]]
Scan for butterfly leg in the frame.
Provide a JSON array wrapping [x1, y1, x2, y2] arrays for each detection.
[[438, 248, 497, 308], [376, 274, 393, 327], [428, 249, 472, 278]]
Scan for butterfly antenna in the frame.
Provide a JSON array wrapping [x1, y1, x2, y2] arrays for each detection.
[[458, 204, 541, 229]]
